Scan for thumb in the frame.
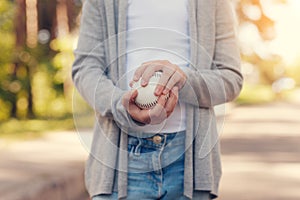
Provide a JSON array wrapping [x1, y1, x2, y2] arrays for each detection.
[[130, 89, 138, 102]]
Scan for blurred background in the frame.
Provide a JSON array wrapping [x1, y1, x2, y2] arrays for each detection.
[[0, 0, 299, 200]]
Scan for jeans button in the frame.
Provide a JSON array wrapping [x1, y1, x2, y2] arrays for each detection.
[[153, 135, 162, 144]]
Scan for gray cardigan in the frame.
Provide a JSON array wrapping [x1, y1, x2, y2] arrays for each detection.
[[72, 0, 243, 199]]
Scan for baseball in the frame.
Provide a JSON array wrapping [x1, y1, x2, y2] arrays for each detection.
[[132, 71, 167, 110]]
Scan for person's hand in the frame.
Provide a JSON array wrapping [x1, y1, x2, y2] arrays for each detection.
[[130, 60, 187, 96], [122, 86, 179, 125]]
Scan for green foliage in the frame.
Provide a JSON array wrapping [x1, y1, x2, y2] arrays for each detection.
[[0, 0, 16, 120], [234, 0, 299, 106], [0, 0, 15, 64], [0, 0, 83, 121], [242, 54, 284, 84], [285, 61, 300, 86], [0, 118, 75, 140], [236, 84, 276, 105], [30, 35, 78, 118], [0, 0, 15, 32]]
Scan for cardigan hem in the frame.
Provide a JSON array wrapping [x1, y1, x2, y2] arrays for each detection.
[[194, 186, 219, 199], [88, 184, 115, 199]]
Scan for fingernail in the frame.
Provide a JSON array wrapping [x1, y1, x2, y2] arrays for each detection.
[[163, 89, 168, 94], [141, 79, 147, 86]]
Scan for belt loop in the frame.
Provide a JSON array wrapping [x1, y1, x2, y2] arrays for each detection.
[[163, 134, 167, 146], [134, 138, 142, 156]]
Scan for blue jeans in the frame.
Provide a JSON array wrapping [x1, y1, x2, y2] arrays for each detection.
[[93, 131, 211, 200]]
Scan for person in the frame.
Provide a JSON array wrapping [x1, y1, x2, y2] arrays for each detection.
[[72, 0, 243, 199]]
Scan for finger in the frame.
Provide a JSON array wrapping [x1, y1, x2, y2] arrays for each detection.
[[154, 85, 164, 96], [123, 89, 138, 108], [149, 94, 167, 116], [140, 64, 160, 86], [165, 87, 178, 117], [130, 89, 138, 102], [155, 67, 175, 96], [148, 95, 168, 125], [158, 94, 168, 107], [129, 107, 151, 124], [122, 91, 132, 109], [141, 60, 165, 66], [128, 104, 151, 124], [149, 95, 167, 118], [129, 80, 135, 88], [133, 64, 148, 82], [121, 90, 153, 124], [163, 71, 182, 95], [126, 91, 152, 124]]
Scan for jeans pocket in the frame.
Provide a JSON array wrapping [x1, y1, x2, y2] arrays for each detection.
[[128, 146, 152, 173]]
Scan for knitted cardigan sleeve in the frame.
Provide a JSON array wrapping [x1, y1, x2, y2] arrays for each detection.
[[179, 0, 243, 108], [72, 0, 144, 130]]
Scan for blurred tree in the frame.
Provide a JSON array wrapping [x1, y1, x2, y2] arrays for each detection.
[[235, 0, 286, 40], [234, 0, 287, 84], [0, 0, 17, 120], [0, 0, 82, 120], [286, 60, 300, 86]]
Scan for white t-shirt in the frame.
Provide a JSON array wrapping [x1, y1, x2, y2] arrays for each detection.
[[126, 0, 190, 133]]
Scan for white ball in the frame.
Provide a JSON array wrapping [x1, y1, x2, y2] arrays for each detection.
[[132, 71, 164, 110]]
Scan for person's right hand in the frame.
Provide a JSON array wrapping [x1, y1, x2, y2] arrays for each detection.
[[121, 86, 179, 125], [130, 60, 187, 96]]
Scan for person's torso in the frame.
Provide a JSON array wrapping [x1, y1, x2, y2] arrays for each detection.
[[126, 0, 190, 133]]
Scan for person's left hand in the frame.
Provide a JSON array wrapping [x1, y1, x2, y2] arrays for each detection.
[[122, 86, 179, 125], [130, 60, 187, 96]]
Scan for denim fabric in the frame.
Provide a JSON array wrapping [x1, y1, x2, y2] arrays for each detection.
[[92, 131, 211, 200]]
